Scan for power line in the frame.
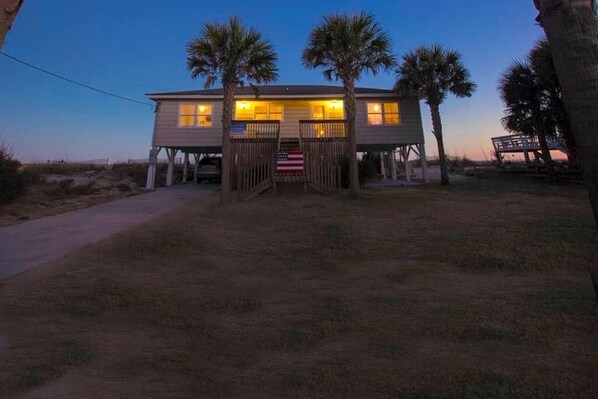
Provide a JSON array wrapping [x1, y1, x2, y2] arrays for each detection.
[[0, 51, 154, 108]]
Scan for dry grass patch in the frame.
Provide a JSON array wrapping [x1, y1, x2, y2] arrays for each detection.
[[0, 178, 596, 398]]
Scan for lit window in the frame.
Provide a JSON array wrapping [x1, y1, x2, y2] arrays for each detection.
[[269, 105, 283, 121], [178, 103, 212, 127], [254, 105, 268, 120], [235, 102, 283, 120], [367, 103, 383, 125], [178, 104, 196, 127], [384, 103, 400, 124], [197, 104, 212, 127], [367, 102, 400, 125]]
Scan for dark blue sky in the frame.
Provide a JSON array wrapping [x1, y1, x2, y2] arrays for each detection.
[[0, 0, 543, 161]]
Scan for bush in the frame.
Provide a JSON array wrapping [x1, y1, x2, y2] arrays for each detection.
[[0, 143, 28, 204]]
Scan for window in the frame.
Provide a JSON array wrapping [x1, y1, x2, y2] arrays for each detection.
[[234, 102, 283, 120], [367, 102, 400, 125], [254, 105, 269, 120], [178, 104, 196, 127], [197, 104, 212, 127], [269, 105, 283, 121], [312, 102, 344, 119], [383, 103, 400, 124], [178, 104, 213, 127]]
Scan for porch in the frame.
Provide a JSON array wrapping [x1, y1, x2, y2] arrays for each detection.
[[145, 120, 429, 198]]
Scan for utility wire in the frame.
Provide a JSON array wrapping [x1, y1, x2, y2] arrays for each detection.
[[0, 51, 154, 108]]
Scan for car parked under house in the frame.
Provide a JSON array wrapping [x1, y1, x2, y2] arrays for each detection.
[[144, 85, 429, 197]]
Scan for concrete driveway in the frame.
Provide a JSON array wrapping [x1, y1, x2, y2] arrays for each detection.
[[0, 184, 216, 280]]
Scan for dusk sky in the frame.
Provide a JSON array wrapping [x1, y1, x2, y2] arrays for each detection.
[[0, 0, 544, 162]]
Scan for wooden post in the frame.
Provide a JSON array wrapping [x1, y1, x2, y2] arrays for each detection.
[[145, 147, 160, 190], [182, 152, 189, 182], [403, 147, 411, 183], [391, 150, 398, 180], [166, 148, 177, 186], [193, 154, 200, 183], [524, 151, 531, 164], [380, 151, 386, 178]]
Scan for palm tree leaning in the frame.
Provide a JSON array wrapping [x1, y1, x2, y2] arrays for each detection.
[[186, 16, 278, 204], [302, 11, 395, 196], [498, 60, 556, 175], [395, 45, 476, 185]]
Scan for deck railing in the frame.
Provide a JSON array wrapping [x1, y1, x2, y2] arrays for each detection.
[[491, 134, 568, 153], [299, 120, 348, 163], [304, 151, 341, 193], [299, 119, 347, 140], [236, 151, 276, 200], [230, 120, 280, 140]]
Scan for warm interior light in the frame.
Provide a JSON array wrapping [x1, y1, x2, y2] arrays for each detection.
[[329, 100, 340, 109], [198, 105, 206, 112], [373, 104, 381, 112], [239, 101, 250, 109]]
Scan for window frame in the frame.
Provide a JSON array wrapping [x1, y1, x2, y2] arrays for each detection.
[[235, 103, 284, 121], [177, 103, 214, 128], [366, 102, 400, 126]]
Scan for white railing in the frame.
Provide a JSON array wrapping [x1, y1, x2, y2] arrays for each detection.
[[491, 134, 567, 153]]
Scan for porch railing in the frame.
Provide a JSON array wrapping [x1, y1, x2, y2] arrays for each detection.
[[229, 120, 279, 198], [230, 120, 280, 140], [299, 119, 347, 140], [491, 134, 568, 153], [304, 151, 342, 193], [236, 150, 276, 200], [299, 120, 348, 163]]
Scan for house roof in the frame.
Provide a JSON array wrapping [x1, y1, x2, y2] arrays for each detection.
[[146, 85, 398, 100]]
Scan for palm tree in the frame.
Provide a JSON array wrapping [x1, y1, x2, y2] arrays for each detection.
[[529, 40, 577, 164], [302, 11, 395, 196], [187, 16, 278, 204], [395, 45, 476, 185], [0, 0, 25, 50], [498, 60, 556, 173], [533, 0, 598, 298], [533, 0, 598, 228]]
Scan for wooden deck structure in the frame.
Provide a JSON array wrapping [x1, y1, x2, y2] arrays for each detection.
[[491, 134, 568, 163]]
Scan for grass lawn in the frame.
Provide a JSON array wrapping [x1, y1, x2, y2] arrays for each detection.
[[0, 178, 596, 398]]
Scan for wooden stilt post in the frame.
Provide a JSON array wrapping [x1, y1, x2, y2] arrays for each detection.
[[193, 154, 200, 183], [182, 152, 189, 182], [391, 150, 398, 180], [403, 147, 411, 183], [145, 147, 160, 190], [524, 151, 531, 164], [166, 148, 177, 186], [380, 151, 386, 178]]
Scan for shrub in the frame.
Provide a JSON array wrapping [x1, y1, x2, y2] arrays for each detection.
[[0, 143, 28, 204]]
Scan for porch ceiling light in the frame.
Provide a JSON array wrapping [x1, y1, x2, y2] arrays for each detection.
[[238, 101, 250, 109], [329, 100, 341, 109]]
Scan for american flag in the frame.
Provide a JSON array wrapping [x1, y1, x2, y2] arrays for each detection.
[[276, 150, 304, 174]]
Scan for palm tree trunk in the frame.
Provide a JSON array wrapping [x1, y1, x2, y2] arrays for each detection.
[[220, 82, 234, 204], [0, 0, 24, 50], [536, 131, 556, 178], [343, 82, 360, 196], [429, 104, 449, 185], [535, 0, 598, 226], [535, 0, 598, 299]]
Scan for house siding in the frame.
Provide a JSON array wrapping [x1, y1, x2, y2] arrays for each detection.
[[151, 96, 424, 149]]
